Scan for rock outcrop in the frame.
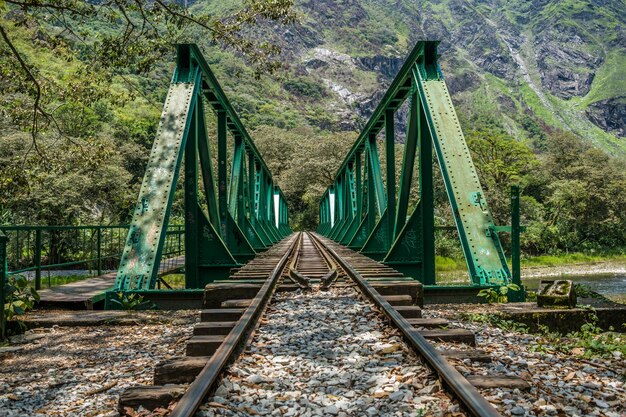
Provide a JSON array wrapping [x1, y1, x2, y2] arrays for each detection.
[[586, 98, 626, 138], [257, 0, 625, 153]]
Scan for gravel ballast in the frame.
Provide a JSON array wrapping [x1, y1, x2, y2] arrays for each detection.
[[424, 305, 626, 417], [0, 311, 196, 417], [3, 293, 623, 417], [198, 286, 461, 417]]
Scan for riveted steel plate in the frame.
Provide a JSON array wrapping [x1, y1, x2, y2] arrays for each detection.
[[115, 82, 196, 290], [417, 74, 510, 284]]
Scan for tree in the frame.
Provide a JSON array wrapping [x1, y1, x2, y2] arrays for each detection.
[[252, 125, 355, 230], [0, 132, 133, 225], [538, 131, 626, 251], [466, 127, 538, 225], [0, 0, 297, 156]]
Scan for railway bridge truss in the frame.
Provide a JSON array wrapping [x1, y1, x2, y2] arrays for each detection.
[[2, 41, 597, 417], [113, 44, 292, 292], [112, 40, 523, 301]]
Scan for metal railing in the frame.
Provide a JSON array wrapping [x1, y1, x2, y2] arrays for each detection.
[[158, 226, 185, 276], [0, 224, 184, 290]]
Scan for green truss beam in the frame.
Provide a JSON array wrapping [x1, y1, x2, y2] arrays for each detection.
[[115, 44, 290, 291], [318, 41, 515, 286]]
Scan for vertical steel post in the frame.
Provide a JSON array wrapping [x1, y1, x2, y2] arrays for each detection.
[[96, 228, 102, 276], [185, 99, 200, 288], [229, 135, 244, 223], [366, 148, 376, 231], [34, 229, 41, 291], [385, 109, 396, 246], [367, 134, 386, 215], [198, 99, 220, 227], [418, 92, 436, 285], [217, 110, 228, 239], [266, 178, 278, 240], [178, 226, 182, 254], [355, 152, 363, 219], [237, 162, 246, 227], [15, 231, 19, 271], [254, 165, 261, 221], [327, 194, 332, 231], [335, 177, 343, 230], [394, 90, 418, 239], [511, 185, 521, 287], [350, 163, 357, 217], [248, 153, 255, 224], [324, 195, 329, 230]]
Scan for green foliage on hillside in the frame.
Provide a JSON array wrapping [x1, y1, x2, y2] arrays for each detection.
[[0, 0, 625, 260], [523, 132, 626, 253], [581, 50, 626, 106], [250, 121, 626, 255], [0, 18, 157, 225], [252, 125, 356, 230]]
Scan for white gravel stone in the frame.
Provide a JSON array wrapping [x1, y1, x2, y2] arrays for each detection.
[[199, 287, 455, 416], [424, 304, 626, 417], [0, 311, 196, 416]]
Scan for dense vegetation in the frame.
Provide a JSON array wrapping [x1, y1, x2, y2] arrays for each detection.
[[253, 121, 626, 258], [0, 0, 625, 260]]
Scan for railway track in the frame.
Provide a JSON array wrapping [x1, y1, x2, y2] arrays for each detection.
[[120, 232, 530, 417]]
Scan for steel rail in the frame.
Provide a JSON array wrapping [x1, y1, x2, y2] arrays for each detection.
[[306, 232, 340, 289], [288, 233, 311, 289], [308, 232, 502, 417], [169, 232, 300, 417], [307, 232, 338, 272]]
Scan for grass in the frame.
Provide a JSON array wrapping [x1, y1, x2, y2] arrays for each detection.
[[159, 273, 186, 289], [521, 252, 626, 268], [435, 251, 626, 275], [580, 50, 626, 106], [23, 274, 95, 289], [435, 256, 464, 272], [517, 84, 563, 129]]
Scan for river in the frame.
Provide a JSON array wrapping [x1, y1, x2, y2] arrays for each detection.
[[522, 273, 626, 303]]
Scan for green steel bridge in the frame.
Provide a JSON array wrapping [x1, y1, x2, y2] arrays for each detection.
[[0, 41, 524, 319]]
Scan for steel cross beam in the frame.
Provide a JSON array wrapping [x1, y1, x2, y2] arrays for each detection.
[[115, 44, 291, 291], [317, 41, 513, 286]]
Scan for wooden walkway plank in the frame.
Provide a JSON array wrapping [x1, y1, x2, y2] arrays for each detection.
[[36, 255, 185, 309]]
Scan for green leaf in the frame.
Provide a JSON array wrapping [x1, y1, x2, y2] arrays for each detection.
[[15, 277, 28, 289], [30, 287, 41, 301]]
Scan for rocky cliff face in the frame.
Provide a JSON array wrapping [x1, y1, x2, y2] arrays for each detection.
[[190, 0, 625, 156], [586, 98, 626, 138], [273, 0, 626, 155]]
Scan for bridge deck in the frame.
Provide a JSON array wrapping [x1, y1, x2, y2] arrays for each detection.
[[37, 256, 185, 309]]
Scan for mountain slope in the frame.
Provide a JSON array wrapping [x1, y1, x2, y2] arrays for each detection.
[[191, 0, 626, 157]]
